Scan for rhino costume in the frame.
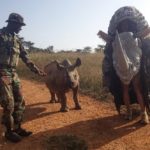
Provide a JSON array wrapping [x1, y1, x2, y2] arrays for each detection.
[[112, 31, 142, 85], [99, 6, 150, 113]]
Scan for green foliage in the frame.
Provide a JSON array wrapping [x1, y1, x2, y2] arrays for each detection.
[[18, 52, 107, 100], [83, 46, 92, 53], [94, 44, 105, 53], [46, 134, 88, 150]]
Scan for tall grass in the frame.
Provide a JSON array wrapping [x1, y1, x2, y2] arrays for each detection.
[[18, 52, 106, 100]]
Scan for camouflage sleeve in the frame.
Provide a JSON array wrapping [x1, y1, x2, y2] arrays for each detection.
[[19, 44, 40, 74]]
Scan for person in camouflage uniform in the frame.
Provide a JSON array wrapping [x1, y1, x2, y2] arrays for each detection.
[[0, 13, 46, 142]]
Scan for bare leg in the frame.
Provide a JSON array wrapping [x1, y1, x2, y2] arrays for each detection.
[[122, 83, 132, 120], [56, 93, 61, 103], [49, 91, 56, 103], [132, 74, 149, 124]]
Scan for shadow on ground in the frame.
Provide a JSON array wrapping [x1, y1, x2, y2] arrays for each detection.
[[30, 115, 143, 149]]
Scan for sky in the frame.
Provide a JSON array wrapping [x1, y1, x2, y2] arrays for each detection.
[[0, 0, 150, 51]]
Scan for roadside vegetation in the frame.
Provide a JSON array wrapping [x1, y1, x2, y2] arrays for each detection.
[[18, 51, 107, 100]]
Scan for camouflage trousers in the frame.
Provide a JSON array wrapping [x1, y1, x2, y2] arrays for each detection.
[[0, 69, 25, 130]]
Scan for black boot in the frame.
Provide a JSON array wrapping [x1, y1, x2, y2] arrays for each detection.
[[5, 131, 22, 143], [14, 128, 32, 137], [14, 123, 32, 137], [4, 118, 22, 142]]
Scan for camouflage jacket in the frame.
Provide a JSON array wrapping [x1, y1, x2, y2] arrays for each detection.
[[0, 27, 40, 73]]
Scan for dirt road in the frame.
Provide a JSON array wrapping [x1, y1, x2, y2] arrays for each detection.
[[0, 79, 150, 150]]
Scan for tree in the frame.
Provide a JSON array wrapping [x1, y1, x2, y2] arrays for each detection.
[[46, 45, 54, 53], [23, 41, 34, 50], [94, 44, 105, 53], [98, 44, 105, 50], [76, 49, 82, 53], [19, 37, 35, 52], [83, 46, 92, 53]]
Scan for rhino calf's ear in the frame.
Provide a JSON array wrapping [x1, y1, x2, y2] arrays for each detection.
[[75, 58, 81, 67], [57, 63, 65, 70]]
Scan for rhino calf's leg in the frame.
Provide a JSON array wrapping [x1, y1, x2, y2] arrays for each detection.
[[73, 87, 81, 110], [60, 93, 69, 112]]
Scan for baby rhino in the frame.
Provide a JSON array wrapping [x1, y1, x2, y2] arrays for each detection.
[[44, 58, 81, 112]]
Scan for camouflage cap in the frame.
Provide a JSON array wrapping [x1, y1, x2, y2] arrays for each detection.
[[6, 13, 26, 26]]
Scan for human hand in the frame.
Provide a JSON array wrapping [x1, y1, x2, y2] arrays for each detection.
[[97, 30, 111, 42]]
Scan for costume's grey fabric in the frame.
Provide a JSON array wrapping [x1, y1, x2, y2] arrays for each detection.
[[108, 6, 148, 36], [112, 31, 142, 84]]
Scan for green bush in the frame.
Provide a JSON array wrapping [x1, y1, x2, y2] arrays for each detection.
[[46, 134, 88, 150]]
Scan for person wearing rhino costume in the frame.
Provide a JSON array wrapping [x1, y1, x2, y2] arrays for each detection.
[[98, 6, 150, 124], [0, 13, 46, 142]]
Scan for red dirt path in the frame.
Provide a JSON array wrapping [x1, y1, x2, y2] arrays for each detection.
[[1, 79, 150, 150]]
